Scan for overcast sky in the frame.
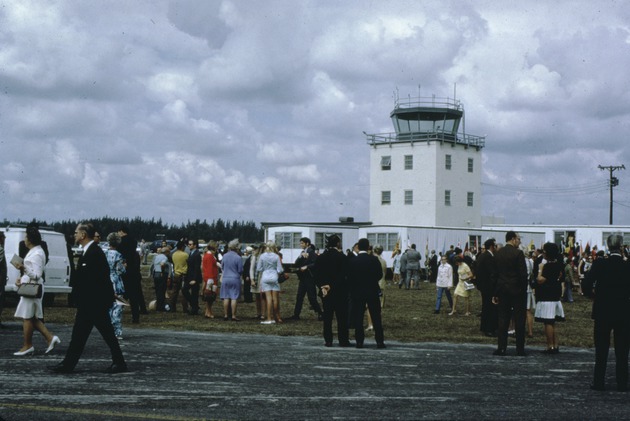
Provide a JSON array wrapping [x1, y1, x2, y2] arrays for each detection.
[[2, 0, 630, 227]]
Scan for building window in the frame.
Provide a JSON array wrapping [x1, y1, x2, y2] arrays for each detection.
[[404, 190, 413, 205], [367, 232, 398, 251], [274, 232, 302, 249], [315, 232, 343, 250], [468, 158, 474, 173], [445, 154, 452, 170], [445, 190, 451, 206], [467, 192, 474, 207], [381, 191, 391, 205], [404, 155, 413, 170], [468, 235, 481, 252], [381, 156, 391, 170]]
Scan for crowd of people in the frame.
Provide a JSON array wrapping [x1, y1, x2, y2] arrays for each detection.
[[3, 225, 630, 391]]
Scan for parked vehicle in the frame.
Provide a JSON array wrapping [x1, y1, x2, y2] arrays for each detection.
[[149, 239, 178, 253], [1, 226, 72, 304]]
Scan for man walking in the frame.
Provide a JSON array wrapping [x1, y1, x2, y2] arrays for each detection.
[[49, 223, 127, 373], [348, 238, 385, 349], [289, 237, 323, 321], [492, 231, 528, 356]]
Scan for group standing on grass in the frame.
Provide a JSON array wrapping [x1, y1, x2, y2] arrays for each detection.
[[7, 225, 630, 391]]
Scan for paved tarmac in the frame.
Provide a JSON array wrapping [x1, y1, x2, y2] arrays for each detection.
[[0, 321, 628, 420]]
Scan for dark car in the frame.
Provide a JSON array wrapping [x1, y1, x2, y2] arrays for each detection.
[[149, 239, 178, 253]]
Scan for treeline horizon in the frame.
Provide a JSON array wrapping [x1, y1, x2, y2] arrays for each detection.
[[1, 217, 265, 244]]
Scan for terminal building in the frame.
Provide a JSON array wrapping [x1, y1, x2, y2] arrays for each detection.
[[263, 93, 628, 265]]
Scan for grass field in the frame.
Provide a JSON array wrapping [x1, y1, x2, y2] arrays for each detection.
[[1, 262, 597, 350]]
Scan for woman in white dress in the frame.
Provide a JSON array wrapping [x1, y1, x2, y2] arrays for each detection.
[[13, 228, 60, 356], [256, 241, 284, 324]]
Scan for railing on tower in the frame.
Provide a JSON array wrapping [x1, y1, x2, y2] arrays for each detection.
[[364, 95, 485, 149]]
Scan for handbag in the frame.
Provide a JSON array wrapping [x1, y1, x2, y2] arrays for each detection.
[[278, 272, 289, 284], [463, 281, 476, 291], [17, 282, 43, 299]]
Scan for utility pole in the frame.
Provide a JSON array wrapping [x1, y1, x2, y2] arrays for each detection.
[[598, 164, 625, 225]]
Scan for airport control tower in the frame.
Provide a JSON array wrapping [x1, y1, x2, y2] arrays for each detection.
[[364, 94, 485, 228]]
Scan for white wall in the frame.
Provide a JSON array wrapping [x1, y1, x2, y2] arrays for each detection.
[[369, 141, 482, 228]]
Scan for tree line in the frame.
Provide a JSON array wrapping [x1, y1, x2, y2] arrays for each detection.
[[1, 217, 265, 244]]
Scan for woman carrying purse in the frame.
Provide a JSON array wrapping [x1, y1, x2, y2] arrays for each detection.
[[13, 227, 60, 356]]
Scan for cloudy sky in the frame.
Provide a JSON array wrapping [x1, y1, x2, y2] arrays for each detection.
[[2, 0, 630, 227]]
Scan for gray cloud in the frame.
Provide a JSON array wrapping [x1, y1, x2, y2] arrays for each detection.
[[1, 0, 629, 227]]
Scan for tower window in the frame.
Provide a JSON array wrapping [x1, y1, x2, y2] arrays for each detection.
[[445, 190, 451, 206], [468, 158, 474, 173], [445, 154, 452, 170], [467, 192, 474, 207], [381, 156, 391, 170], [404, 190, 413, 205], [404, 155, 413, 170], [381, 191, 391, 205]]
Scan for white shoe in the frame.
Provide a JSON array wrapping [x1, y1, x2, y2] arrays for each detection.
[[14, 346, 35, 356], [260, 320, 276, 325], [45, 336, 61, 354]]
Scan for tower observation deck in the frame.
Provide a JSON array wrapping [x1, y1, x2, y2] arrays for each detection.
[[364, 96, 485, 150]]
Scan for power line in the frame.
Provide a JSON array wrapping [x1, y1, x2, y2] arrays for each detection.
[[481, 181, 608, 196]]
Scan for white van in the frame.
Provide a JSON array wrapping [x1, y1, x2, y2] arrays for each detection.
[[2, 226, 72, 304]]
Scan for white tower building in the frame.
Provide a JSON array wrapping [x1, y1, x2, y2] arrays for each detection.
[[365, 95, 485, 228]]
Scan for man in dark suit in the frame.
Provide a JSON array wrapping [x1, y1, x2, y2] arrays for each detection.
[[582, 234, 630, 391], [49, 223, 127, 374], [492, 231, 528, 356], [118, 225, 145, 323], [475, 238, 498, 337], [289, 237, 323, 321], [313, 235, 351, 347], [183, 239, 202, 315], [348, 238, 385, 349]]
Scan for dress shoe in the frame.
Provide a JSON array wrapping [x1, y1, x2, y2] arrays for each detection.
[[433, 310, 440, 314], [617, 385, 628, 392], [45, 336, 61, 354], [339, 342, 352, 348], [492, 349, 506, 356], [317, 313, 324, 321], [103, 363, 128, 374], [48, 363, 73, 374], [13, 347, 35, 356], [377, 343, 387, 349], [590, 383, 605, 391], [483, 331, 497, 337], [516, 350, 527, 357], [324, 342, 333, 347], [288, 315, 300, 321], [355, 343, 364, 349]]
